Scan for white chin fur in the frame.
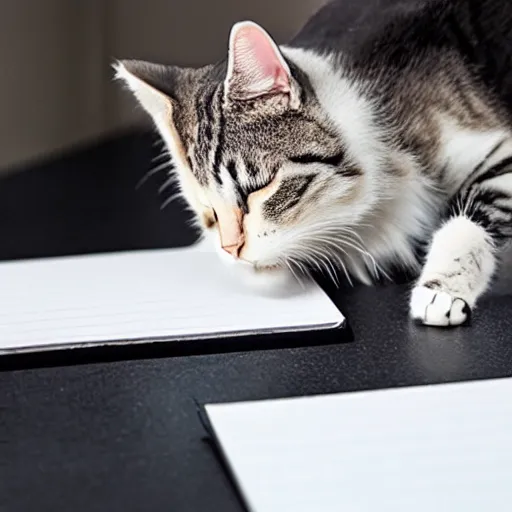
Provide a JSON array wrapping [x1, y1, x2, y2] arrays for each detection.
[[195, 233, 303, 297], [229, 261, 300, 297], [215, 245, 301, 297]]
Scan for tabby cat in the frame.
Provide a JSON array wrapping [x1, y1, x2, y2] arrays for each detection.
[[115, 0, 512, 327]]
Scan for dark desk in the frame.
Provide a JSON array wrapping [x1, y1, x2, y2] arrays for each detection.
[[1, 131, 511, 512]]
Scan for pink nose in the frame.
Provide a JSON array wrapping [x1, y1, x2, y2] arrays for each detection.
[[222, 240, 244, 258]]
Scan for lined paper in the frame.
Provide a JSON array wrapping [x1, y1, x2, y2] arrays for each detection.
[[0, 244, 344, 353], [205, 377, 512, 512]]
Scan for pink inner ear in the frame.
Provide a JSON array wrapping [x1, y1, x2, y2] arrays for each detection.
[[229, 23, 290, 99]]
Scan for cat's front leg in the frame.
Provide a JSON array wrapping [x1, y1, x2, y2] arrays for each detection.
[[410, 216, 496, 326], [410, 148, 512, 327]]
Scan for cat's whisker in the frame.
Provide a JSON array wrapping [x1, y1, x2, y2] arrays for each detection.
[[289, 255, 311, 279], [136, 160, 174, 190], [160, 192, 183, 210], [295, 242, 345, 287], [151, 160, 174, 175], [292, 246, 325, 279], [151, 151, 171, 163], [299, 234, 357, 285], [307, 245, 337, 279], [335, 227, 366, 246], [158, 176, 178, 194], [334, 235, 383, 279], [283, 259, 306, 289], [291, 243, 335, 284], [302, 224, 387, 282], [272, 218, 381, 286]]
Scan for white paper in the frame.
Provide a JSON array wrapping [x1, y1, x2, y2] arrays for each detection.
[[0, 244, 344, 353], [205, 377, 512, 512]]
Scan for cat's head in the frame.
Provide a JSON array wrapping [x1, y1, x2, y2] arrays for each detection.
[[115, 21, 380, 291]]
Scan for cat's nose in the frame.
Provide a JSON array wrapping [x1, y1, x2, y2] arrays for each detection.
[[222, 238, 245, 258], [215, 204, 245, 258]]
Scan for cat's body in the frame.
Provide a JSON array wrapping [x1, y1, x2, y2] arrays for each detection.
[[116, 0, 512, 326]]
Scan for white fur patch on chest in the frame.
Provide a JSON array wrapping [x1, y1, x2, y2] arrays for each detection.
[[437, 119, 509, 194]]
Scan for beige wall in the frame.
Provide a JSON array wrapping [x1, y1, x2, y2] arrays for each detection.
[[0, 0, 326, 172], [0, 1, 106, 172]]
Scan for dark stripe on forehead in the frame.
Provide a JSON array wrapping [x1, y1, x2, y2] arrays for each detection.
[[213, 168, 223, 185], [191, 85, 217, 185], [193, 82, 225, 185], [212, 85, 225, 185], [195, 87, 215, 151], [201, 89, 215, 142], [263, 174, 316, 219], [226, 160, 250, 213], [226, 160, 238, 181], [245, 160, 258, 177]]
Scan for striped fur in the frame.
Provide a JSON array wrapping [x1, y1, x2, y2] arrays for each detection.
[[115, 0, 512, 327]]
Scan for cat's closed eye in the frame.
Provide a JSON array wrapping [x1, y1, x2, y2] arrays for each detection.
[[289, 151, 345, 167]]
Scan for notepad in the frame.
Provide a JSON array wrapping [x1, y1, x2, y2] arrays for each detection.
[[204, 377, 512, 512], [0, 244, 344, 354]]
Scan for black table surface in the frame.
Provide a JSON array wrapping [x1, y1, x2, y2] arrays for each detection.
[[1, 131, 511, 512]]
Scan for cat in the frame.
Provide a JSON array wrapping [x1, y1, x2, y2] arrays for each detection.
[[114, 0, 512, 327]]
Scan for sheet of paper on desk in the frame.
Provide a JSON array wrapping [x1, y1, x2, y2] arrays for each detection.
[[205, 377, 512, 512], [0, 244, 344, 353]]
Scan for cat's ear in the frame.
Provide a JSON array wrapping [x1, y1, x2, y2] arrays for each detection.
[[225, 21, 299, 106], [113, 59, 189, 169], [113, 59, 182, 122], [114, 59, 209, 215]]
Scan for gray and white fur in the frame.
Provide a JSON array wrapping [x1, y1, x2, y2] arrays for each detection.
[[115, 0, 512, 327]]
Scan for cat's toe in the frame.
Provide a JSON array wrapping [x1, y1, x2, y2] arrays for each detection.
[[410, 286, 471, 327]]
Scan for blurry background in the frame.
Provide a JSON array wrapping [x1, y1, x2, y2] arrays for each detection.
[[0, 0, 327, 261], [0, 0, 326, 171]]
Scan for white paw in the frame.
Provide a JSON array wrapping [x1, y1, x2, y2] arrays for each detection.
[[410, 286, 471, 327]]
